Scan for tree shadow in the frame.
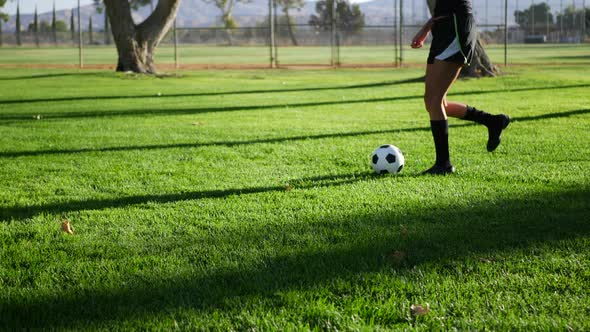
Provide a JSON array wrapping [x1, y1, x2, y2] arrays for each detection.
[[0, 72, 106, 81], [1, 108, 588, 159], [0, 76, 425, 106], [0, 172, 378, 221], [1, 185, 588, 328], [1, 83, 588, 122]]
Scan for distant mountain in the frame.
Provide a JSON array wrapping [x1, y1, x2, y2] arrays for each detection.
[[4, 0, 519, 31]]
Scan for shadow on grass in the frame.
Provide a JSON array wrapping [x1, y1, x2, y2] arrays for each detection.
[[1, 108, 588, 158], [1, 185, 588, 329], [541, 55, 590, 60], [0, 76, 425, 105], [0, 172, 378, 221], [0, 72, 107, 81], [0, 83, 588, 122]]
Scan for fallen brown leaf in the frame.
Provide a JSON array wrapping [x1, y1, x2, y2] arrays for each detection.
[[410, 303, 430, 317], [61, 219, 74, 235], [192, 121, 205, 126], [284, 185, 293, 192], [479, 257, 495, 263], [386, 250, 406, 264]]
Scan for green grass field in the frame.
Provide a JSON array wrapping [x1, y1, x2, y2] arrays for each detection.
[[0, 63, 589, 330], [0, 43, 589, 66]]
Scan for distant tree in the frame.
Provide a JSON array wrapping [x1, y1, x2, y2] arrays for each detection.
[[93, 1, 111, 45], [514, 2, 552, 34], [89, 16, 93, 44], [0, 0, 6, 47], [556, 6, 589, 31], [277, 0, 304, 46], [34, 5, 39, 46], [15, 0, 20, 46], [203, 0, 251, 45], [70, 8, 75, 42], [53, 20, 68, 32], [0, 0, 6, 20], [309, 0, 365, 35], [52, 0, 57, 43], [96, 0, 182, 73]]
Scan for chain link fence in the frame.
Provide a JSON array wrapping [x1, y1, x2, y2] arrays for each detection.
[[0, 0, 588, 68]]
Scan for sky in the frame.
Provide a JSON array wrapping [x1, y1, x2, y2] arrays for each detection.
[[4, 1, 97, 15], [4, 0, 588, 15]]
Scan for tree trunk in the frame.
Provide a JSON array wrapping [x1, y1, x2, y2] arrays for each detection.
[[426, 0, 499, 78], [284, 9, 299, 46], [104, 0, 181, 74], [460, 39, 498, 78]]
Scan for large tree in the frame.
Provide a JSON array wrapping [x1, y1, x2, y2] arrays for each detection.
[[426, 0, 497, 77], [514, 2, 552, 34], [15, 0, 20, 46], [277, 0, 304, 46], [203, 0, 250, 46], [309, 0, 365, 35], [97, 0, 182, 73], [0, 0, 6, 47]]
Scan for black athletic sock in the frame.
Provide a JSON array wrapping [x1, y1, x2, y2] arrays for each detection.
[[463, 105, 511, 152], [462, 105, 494, 126], [430, 120, 452, 168]]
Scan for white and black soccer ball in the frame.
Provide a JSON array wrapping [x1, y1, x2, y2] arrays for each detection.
[[371, 144, 405, 175]]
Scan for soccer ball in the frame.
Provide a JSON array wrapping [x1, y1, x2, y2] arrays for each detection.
[[371, 144, 405, 175]]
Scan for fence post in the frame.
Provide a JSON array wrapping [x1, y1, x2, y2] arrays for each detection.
[[583, 0, 587, 42], [394, 0, 398, 67], [331, 0, 336, 66], [174, 19, 179, 69], [531, 0, 535, 35], [399, 0, 403, 66], [78, 0, 83, 69], [273, 0, 279, 66], [504, 0, 508, 66], [268, 0, 275, 68]]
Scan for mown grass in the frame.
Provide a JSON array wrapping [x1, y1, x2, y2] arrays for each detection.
[[0, 43, 588, 66], [0, 65, 589, 330]]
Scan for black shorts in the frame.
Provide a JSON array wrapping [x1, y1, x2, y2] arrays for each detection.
[[427, 13, 476, 65]]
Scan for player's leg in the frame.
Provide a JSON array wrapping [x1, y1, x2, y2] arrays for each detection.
[[444, 100, 511, 152], [422, 60, 463, 175]]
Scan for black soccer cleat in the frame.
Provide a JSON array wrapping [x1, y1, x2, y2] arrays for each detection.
[[421, 164, 456, 175], [487, 114, 511, 152]]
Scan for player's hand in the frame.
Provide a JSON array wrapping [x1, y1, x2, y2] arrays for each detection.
[[411, 32, 427, 49]]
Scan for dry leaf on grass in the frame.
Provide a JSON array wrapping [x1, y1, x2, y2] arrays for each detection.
[[284, 185, 293, 192], [192, 121, 205, 126], [479, 257, 495, 263], [410, 303, 430, 317], [386, 250, 406, 264], [61, 220, 74, 235]]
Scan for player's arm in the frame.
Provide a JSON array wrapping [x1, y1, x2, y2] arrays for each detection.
[[411, 16, 446, 49]]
